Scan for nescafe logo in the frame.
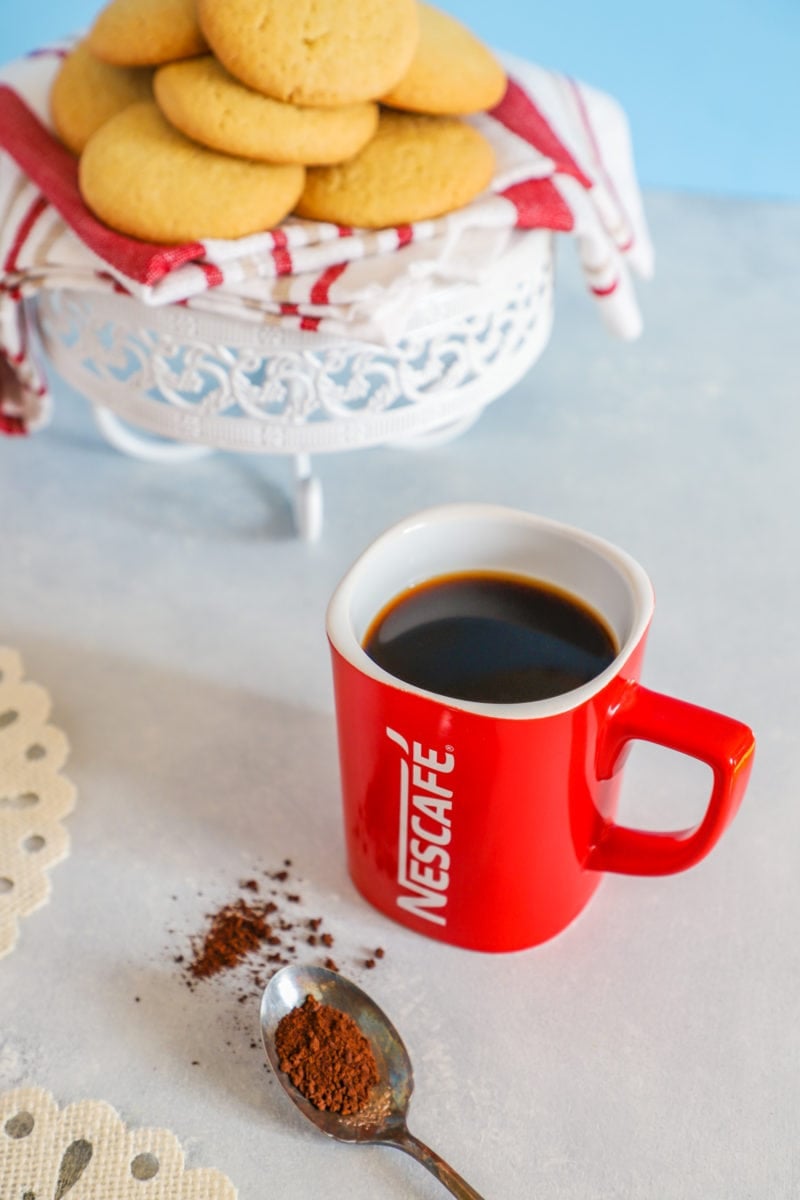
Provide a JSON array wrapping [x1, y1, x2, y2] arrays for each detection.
[[385, 727, 454, 927]]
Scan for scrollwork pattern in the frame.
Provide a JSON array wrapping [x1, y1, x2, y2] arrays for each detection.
[[36, 255, 552, 452]]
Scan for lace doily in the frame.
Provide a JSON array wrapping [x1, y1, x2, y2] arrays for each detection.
[[0, 1087, 237, 1198], [0, 647, 76, 958]]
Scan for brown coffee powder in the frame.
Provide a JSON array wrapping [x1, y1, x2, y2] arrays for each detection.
[[189, 897, 276, 979], [176, 865, 388, 999], [275, 994, 380, 1114]]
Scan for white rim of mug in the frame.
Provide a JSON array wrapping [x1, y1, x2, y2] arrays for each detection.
[[326, 503, 655, 720]]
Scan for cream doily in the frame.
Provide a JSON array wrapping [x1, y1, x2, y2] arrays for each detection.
[[0, 1087, 237, 1198], [0, 647, 76, 958]]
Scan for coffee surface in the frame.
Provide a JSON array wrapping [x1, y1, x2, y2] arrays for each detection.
[[363, 571, 617, 703]]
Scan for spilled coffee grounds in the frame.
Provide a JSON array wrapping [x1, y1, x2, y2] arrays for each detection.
[[275, 994, 380, 1115], [189, 897, 277, 979], [174, 863, 386, 1003]]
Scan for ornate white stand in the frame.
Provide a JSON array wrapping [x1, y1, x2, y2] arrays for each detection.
[[35, 231, 554, 539]]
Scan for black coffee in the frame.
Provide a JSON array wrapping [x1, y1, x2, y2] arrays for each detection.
[[363, 571, 618, 703]]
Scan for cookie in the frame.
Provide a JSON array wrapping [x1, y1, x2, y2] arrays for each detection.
[[196, 0, 419, 107], [49, 41, 153, 155], [88, 0, 207, 66], [79, 102, 305, 243], [381, 3, 507, 115], [154, 56, 379, 165], [294, 109, 495, 229]]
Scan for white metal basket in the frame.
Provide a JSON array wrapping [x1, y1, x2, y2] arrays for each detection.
[[35, 230, 554, 539]]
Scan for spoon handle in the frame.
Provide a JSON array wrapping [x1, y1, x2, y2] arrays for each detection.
[[388, 1127, 486, 1200]]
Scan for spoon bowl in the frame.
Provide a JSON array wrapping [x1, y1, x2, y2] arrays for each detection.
[[261, 964, 485, 1199], [260, 963, 411, 1143]]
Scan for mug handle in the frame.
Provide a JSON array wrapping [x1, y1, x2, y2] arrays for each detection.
[[587, 683, 755, 876]]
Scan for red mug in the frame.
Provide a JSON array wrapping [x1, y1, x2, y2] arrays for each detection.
[[326, 504, 755, 952]]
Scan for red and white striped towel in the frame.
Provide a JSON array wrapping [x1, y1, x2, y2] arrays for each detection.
[[0, 44, 653, 435]]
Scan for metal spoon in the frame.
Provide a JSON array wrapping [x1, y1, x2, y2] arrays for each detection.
[[260, 964, 486, 1200]]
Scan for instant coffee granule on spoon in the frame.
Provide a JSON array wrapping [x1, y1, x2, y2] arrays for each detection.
[[275, 993, 380, 1114]]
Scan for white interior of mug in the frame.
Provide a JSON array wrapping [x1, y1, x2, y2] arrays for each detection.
[[326, 504, 655, 717]]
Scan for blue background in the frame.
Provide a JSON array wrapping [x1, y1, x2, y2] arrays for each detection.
[[1, 0, 798, 200]]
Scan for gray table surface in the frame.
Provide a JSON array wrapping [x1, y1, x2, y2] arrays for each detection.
[[2, 190, 798, 1199]]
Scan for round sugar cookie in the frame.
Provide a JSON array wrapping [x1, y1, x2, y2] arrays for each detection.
[[381, 3, 507, 115], [196, 0, 419, 106], [294, 109, 495, 229], [50, 40, 153, 154], [79, 102, 305, 243], [88, 0, 207, 66], [154, 56, 379, 165]]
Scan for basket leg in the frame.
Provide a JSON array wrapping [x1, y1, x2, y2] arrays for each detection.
[[291, 453, 323, 542]]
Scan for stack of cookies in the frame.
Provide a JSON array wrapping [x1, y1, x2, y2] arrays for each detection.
[[49, 0, 507, 244]]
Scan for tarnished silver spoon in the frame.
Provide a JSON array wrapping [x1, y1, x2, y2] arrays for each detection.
[[260, 964, 486, 1200]]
